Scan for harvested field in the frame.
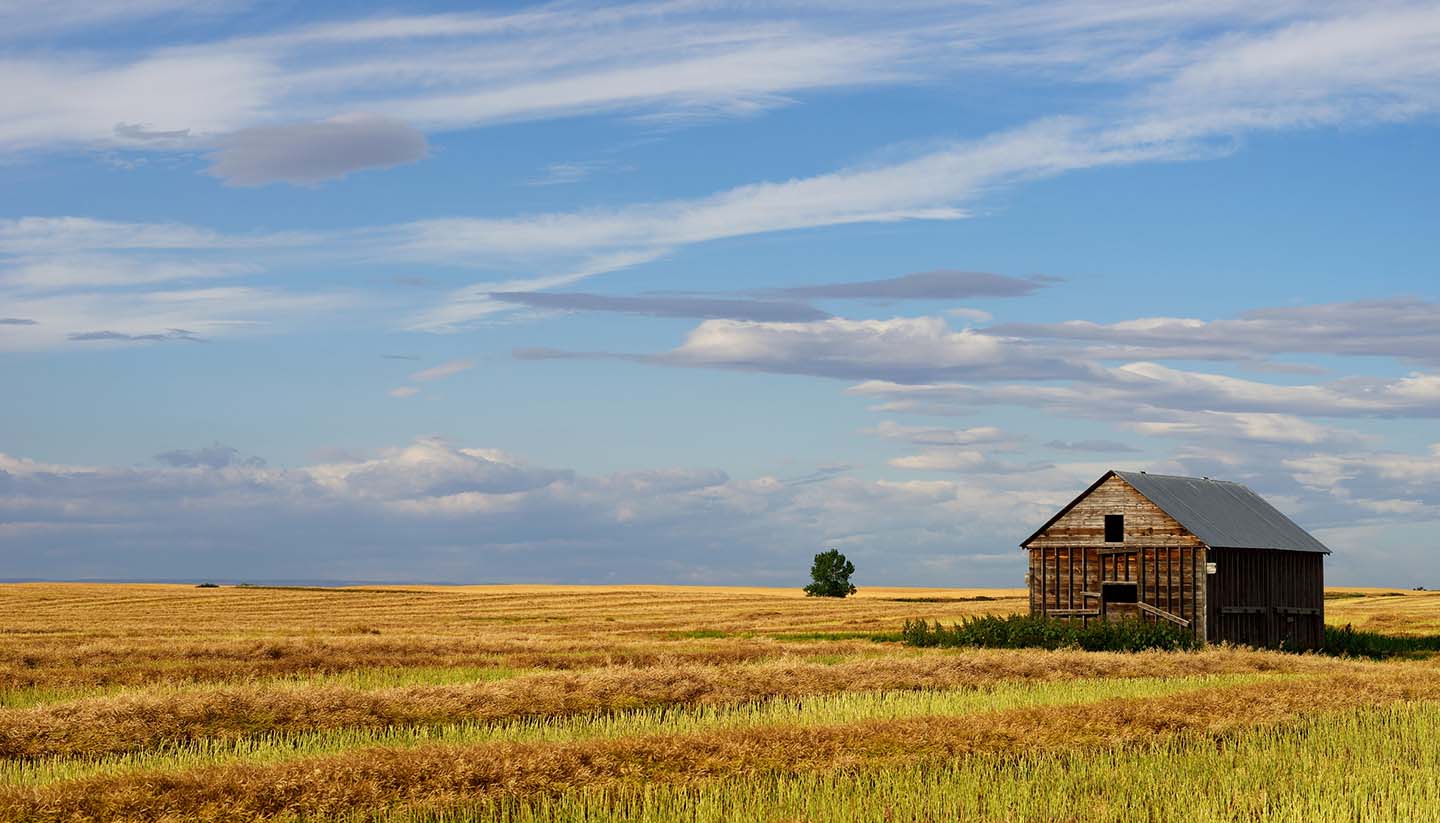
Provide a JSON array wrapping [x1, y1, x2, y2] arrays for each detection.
[[1, 582, 1437, 822]]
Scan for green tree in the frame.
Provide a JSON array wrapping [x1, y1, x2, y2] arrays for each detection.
[[804, 548, 857, 598]]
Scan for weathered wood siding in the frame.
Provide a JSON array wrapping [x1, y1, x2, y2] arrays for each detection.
[[1206, 548, 1325, 650], [1026, 475, 1203, 549], [1025, 475, 1207, 642]]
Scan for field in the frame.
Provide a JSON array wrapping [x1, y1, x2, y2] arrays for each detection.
[[3, 583, 1440, 822]]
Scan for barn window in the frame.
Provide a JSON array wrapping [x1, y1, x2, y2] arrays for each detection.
[[1104, 514, 1124, 542], [1102, 581, 1138, 604]]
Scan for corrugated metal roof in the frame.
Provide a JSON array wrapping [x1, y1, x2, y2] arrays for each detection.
[[1114, 471, 1331, 554]]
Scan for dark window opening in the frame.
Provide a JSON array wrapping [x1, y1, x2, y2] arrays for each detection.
[[1102, 581, 1138, 604], [1104, 514, 1124, 543]]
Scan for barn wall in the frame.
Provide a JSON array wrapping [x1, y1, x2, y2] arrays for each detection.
[[1027, 545, 1207, 641], [1206, 548, 1325, 650], [1026, 475, 1207, 641]]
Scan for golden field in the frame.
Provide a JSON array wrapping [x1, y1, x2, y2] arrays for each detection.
[[2, 582, 1440, 822]]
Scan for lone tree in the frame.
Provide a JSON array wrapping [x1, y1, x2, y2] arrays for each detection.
[[805, 548, 857, 598]]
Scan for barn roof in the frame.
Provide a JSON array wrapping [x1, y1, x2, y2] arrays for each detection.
[[1022, 470, 1332, 553]]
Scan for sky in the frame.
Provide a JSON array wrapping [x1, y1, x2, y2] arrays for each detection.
[[2, 0, 1439, 587]]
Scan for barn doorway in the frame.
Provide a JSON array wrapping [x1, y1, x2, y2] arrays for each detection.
[[1098, 549, 1139, 620]]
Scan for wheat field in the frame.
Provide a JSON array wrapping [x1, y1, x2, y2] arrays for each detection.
[[2, 583, 1439, 822]]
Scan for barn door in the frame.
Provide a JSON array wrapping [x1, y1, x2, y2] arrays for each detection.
[[1097, 549, 1139, 620]]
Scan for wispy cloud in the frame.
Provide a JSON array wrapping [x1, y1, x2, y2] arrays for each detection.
[[773, 271, 1051, 300], [68, 328, 204, 343], [526, 161, 614, 186], [1045, 439, 1142, 454], [7, 3, 1440, 343], [489, 291, 831, 322], [410, 359, 474, 382], [986, 298, 1440, 365]]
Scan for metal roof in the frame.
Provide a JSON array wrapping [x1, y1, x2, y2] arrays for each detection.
[[1113, 471, 1331, 554]]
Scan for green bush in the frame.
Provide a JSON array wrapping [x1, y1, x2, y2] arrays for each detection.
[[1322, 624, 1440, 659], [900, 613, 1200, 652]]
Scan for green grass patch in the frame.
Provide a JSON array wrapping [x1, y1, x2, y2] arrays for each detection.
[[666, 630, 732, 640], [881, 595, 1004, 603], [769, 631, 901, 642], [1322, 624, 1440, 659], [901, 615, 1200, 652]]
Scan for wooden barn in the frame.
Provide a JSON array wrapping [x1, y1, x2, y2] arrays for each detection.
[[1022, 470, 1330, 649]]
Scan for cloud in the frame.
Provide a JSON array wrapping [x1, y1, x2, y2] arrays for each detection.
[[530, 315, 1086, 384], [0, 318, 36, 325], [947, 307, 994, 324], [388, 386, 421, 398], [3, 4, 1438, 352], [409, 359, 474, 382], [987, 298, 1440, 365], [1, 255, 257, 291], [208, 114, 429, 186], [866, 421, 1016, 447], [849, 362, 1440, 422], [3, 429, 1438, 586], [489, 291, 831, 322], [2, 287, 344, 351], [0, 438, 1078, 585], [9, 2, 1438, 157], [0, 0, 222, 37], [68, 328, 203, 343], [888, 449, 1051, 474], [1044, 439, 1142, 453], [0, 217, 318, 255], [774, 271, 1049, 300], [659, 316, 1074, 382], [154, 443, 265, 469], [113, 122, 192, 142], [526, 160, 624, 187]]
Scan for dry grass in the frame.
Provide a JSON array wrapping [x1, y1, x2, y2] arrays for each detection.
[[7, 669, 1440, 822], [0, 583, 1024, 693], [0, 646, 1365, 759], [405, 701, 1440, 823], [1325, 587, 1440, 634], [1, 582, 1437, 823]]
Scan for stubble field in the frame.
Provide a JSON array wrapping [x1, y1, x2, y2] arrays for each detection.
[[2, 582, 1439, 822]]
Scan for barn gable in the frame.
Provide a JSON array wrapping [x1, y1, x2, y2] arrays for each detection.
[[1022, 472, 1202, 549]]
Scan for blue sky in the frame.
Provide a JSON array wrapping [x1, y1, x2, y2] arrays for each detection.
[[2, 0, 1439, 586]]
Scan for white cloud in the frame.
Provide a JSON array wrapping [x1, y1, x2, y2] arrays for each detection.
[[865, 421, 1015, 447], [0, 255, 257, 291], [0, 217, 317, 254], [388, 386, 420, 399], [657, 315, 1081, 382], [409, 359, 474, 382], [847, 362, 1440, 421]]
